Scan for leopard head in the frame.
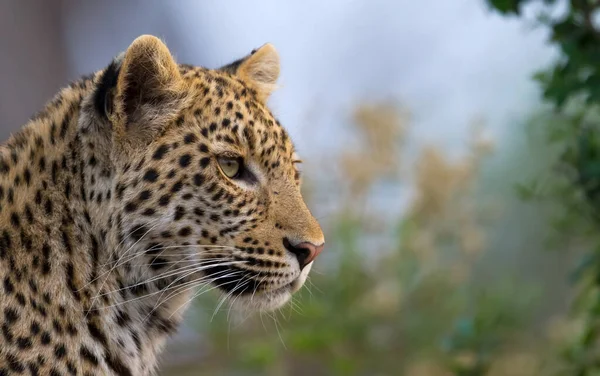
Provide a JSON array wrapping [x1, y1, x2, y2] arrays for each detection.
[[89, 35, 324, 312]]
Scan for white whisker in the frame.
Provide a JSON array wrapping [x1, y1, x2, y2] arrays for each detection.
[[148, 260, 245, 316], [84, 217, 164, 290], [211, 276, 250, 322], [163, 270, 246, 321], [86, 219, 165, 318], [95, 259, 245, 298]]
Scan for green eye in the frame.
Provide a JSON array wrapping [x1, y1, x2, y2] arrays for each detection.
[[218, 157, 241, 178]]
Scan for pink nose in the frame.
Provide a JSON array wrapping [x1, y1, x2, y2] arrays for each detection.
[[283, 239, 325, 269]]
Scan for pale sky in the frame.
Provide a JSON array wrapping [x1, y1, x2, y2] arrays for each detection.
[[63, 0, 554, 157]]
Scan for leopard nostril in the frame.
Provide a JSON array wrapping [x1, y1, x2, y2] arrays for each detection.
[[283, 238, 324, 270]]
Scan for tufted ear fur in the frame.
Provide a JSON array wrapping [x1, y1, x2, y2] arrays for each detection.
[[107, 35, 188, 151], [220, 43, 280, 102]]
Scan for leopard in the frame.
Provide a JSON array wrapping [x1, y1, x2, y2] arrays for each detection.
[[0, 35, 324, 375]]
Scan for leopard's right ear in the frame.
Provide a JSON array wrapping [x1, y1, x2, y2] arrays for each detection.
[[93, 52, 124, 122], [92, 35, 189, 151]]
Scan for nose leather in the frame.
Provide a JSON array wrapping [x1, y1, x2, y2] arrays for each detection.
[[283, 238, 324, 269]]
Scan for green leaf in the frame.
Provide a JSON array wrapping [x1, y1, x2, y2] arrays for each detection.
[[514, 181, 539, 201], [487, 0, 522, 14], [569, 253, 599, 284], [547, 127, 570, 143]]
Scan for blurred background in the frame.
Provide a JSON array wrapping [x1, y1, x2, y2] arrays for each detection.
[[4, 0, 600, 375]]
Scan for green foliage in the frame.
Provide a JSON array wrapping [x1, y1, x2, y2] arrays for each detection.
[[488, 0, 600, 107], [189, 216, 540, 375], [489, 0, 600, 374], [441, 281, 541, 375]]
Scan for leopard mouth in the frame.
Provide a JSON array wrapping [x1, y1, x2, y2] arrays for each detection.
[[203, 262, 313, 311], [203, 264, 259, 296], [285, 262, 312, 294]]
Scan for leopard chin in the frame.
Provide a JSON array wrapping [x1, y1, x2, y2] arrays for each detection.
[[227, 262, 313, 312]]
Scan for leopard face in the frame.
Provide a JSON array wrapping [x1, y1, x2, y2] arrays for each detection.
[[100, 36, 324, 312]]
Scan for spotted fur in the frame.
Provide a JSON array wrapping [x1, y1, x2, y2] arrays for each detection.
[[0, 35, 324, 375]]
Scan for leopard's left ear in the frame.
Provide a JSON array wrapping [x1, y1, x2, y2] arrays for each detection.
[[109, 35, 188, 150], [220, 43, 280, 102]]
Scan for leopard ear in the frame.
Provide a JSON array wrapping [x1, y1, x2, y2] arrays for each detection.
[[110, 35, 187, 150], [220, 43, 280, 102]]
